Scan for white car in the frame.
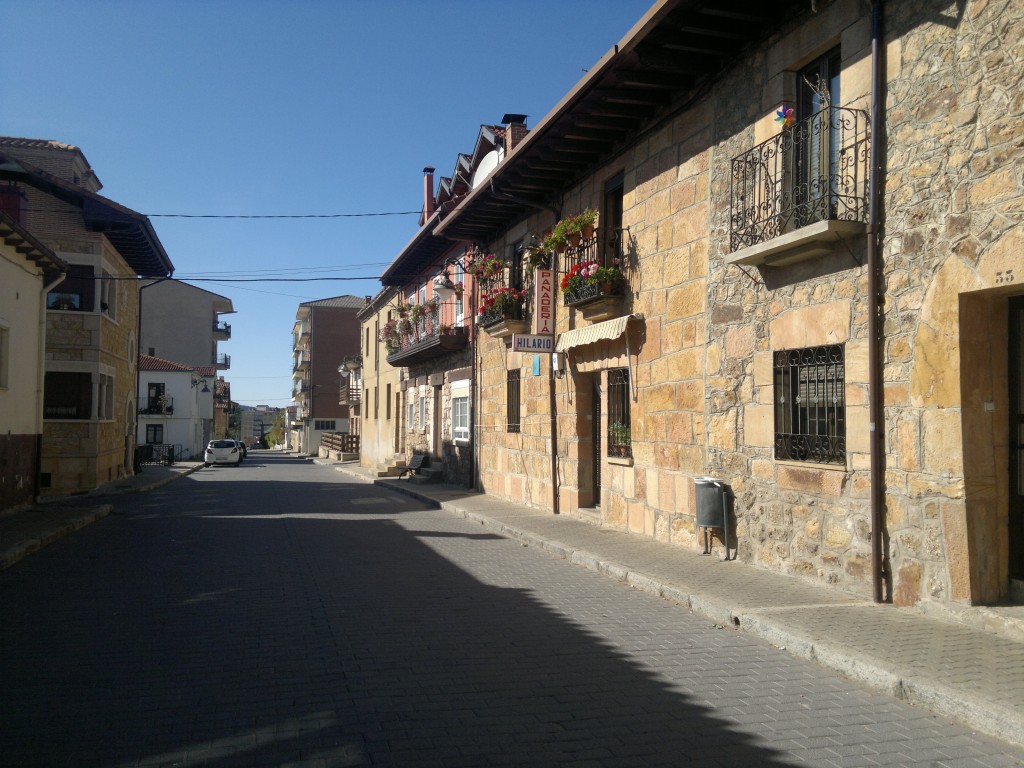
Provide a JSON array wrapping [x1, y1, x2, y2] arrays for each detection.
[[204, 439, 242, 466]]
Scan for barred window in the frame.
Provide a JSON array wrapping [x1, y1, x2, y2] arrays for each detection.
[[774, 344, 845, 464], [607, 368, 631, 458], [314, 420, 336, 430], [506, 370, 521, 433]]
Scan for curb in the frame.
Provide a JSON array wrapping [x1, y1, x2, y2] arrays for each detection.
[[0, 504, 113, 571], [336, 465, 1024, 751]]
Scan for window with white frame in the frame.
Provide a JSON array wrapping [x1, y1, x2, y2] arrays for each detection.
[[418, 391, 426, 432], [451, 379, 470, 442], [408, 392, 416, 431]]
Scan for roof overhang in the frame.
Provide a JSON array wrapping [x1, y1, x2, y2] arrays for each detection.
[[0, 211, 66, 281], [0, 151, 174, 277], [379, 209, 460, 287], [433, 0, 803, 243]]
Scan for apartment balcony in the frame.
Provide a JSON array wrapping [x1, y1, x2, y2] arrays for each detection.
[[292, 381, 309, 401], [293, 352, 310, 374], [385, 299, 469, 366], [339, 379, 361, 406], [728, 105, 870, 267], [213, 320, 232, 340], [561, 232, 627, 322], [215, 352, 231, 370], [139, 397, 175, 416]]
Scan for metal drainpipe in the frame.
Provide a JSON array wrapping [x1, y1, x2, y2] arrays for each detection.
[[867, 0, 889, 603], [549, 272, 560, 516]]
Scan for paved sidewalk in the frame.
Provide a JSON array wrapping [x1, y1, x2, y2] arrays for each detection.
[[0, 461, 204, 571], [325, 459, 1024, 751]]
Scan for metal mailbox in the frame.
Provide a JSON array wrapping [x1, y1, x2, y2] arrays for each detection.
[[695, 477, 734, 560]]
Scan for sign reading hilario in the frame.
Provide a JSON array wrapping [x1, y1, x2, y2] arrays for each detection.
[[534, 268, 554, 334], [512, 334, 554, 352]]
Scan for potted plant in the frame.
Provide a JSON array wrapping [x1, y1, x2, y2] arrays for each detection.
[[568, 208, 598, 241], [378, 319, 400, 352], [395, 299, 411, 317], [469, 253, 507, 281], [521, 236, 551, 271], [478, 286, 528, 320], [609, 421, 631, 455], [409, 304, 423, 324]]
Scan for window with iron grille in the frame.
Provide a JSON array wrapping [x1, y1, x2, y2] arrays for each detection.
[[314, 420, 336, 430], [607, 368, 631, 458], [773, 344, 845, 464], [506, 370, 521, 433]]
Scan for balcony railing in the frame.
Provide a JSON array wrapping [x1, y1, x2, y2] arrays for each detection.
[[339, 379, 361, 405], [730, 105, 870, 254], [292, 381, 309, 399], [560, 232, 626, 312], [321, 431, 360, 455], [385, 299, 469, 365], [213, 320, 232, 339], [139, 397, 174, 415], [215, 352, 231, 369]]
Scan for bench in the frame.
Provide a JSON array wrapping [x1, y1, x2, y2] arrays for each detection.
[[396, 453, 426, 480]]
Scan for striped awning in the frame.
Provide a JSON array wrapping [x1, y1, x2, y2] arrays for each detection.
[[555, 313, 644, 353]]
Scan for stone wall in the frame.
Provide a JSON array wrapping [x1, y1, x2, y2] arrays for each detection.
[[473, 0, 1024, 607]]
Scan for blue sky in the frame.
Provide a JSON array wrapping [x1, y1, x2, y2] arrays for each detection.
[[4, 0, 652, 406]]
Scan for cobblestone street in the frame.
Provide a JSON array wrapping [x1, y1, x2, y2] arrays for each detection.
[[2, 455, 1022, 767]]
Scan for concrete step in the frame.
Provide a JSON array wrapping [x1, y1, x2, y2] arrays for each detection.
[[410, 467, 443, 484]]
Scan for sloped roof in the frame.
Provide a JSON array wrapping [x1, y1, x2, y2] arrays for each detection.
[[139, 354, 197, 372], [298, 295, 368, 309], [0, 150, 173, 277], [0, 136, 102, 191], [434, 0, 805, 241], [0, 211, 66, 280]]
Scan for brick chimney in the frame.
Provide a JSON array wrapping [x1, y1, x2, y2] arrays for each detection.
[[502, 114, 528, 154], [422, 166, 436, 224]]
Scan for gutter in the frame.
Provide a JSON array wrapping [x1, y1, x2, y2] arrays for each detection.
[[867, 0, 890, 602]]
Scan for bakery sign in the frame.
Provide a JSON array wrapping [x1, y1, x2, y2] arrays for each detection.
[[533, 268, 554, 335]]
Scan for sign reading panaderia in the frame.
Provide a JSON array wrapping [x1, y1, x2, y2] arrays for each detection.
[[512, 334, 554, 352]]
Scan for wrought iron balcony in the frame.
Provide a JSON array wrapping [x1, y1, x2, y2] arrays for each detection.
[[385, 299, 469, 366], [729, 105, 869, 266], [215, 352, 231, 370], [139, 397, 174, 415], [213, 320, 232, 339]]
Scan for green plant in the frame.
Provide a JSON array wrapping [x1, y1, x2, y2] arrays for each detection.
[[567, 208, 598, 236], [470, 253, 507, 281], [409, 304, 423, 323], [608, 421, 631, 445], [559, 260, 624, 294], [478, 286, 528, 318]]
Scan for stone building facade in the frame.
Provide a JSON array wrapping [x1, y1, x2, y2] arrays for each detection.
[[429, 0, 1024, 609], [0, 138, 174, 496]]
